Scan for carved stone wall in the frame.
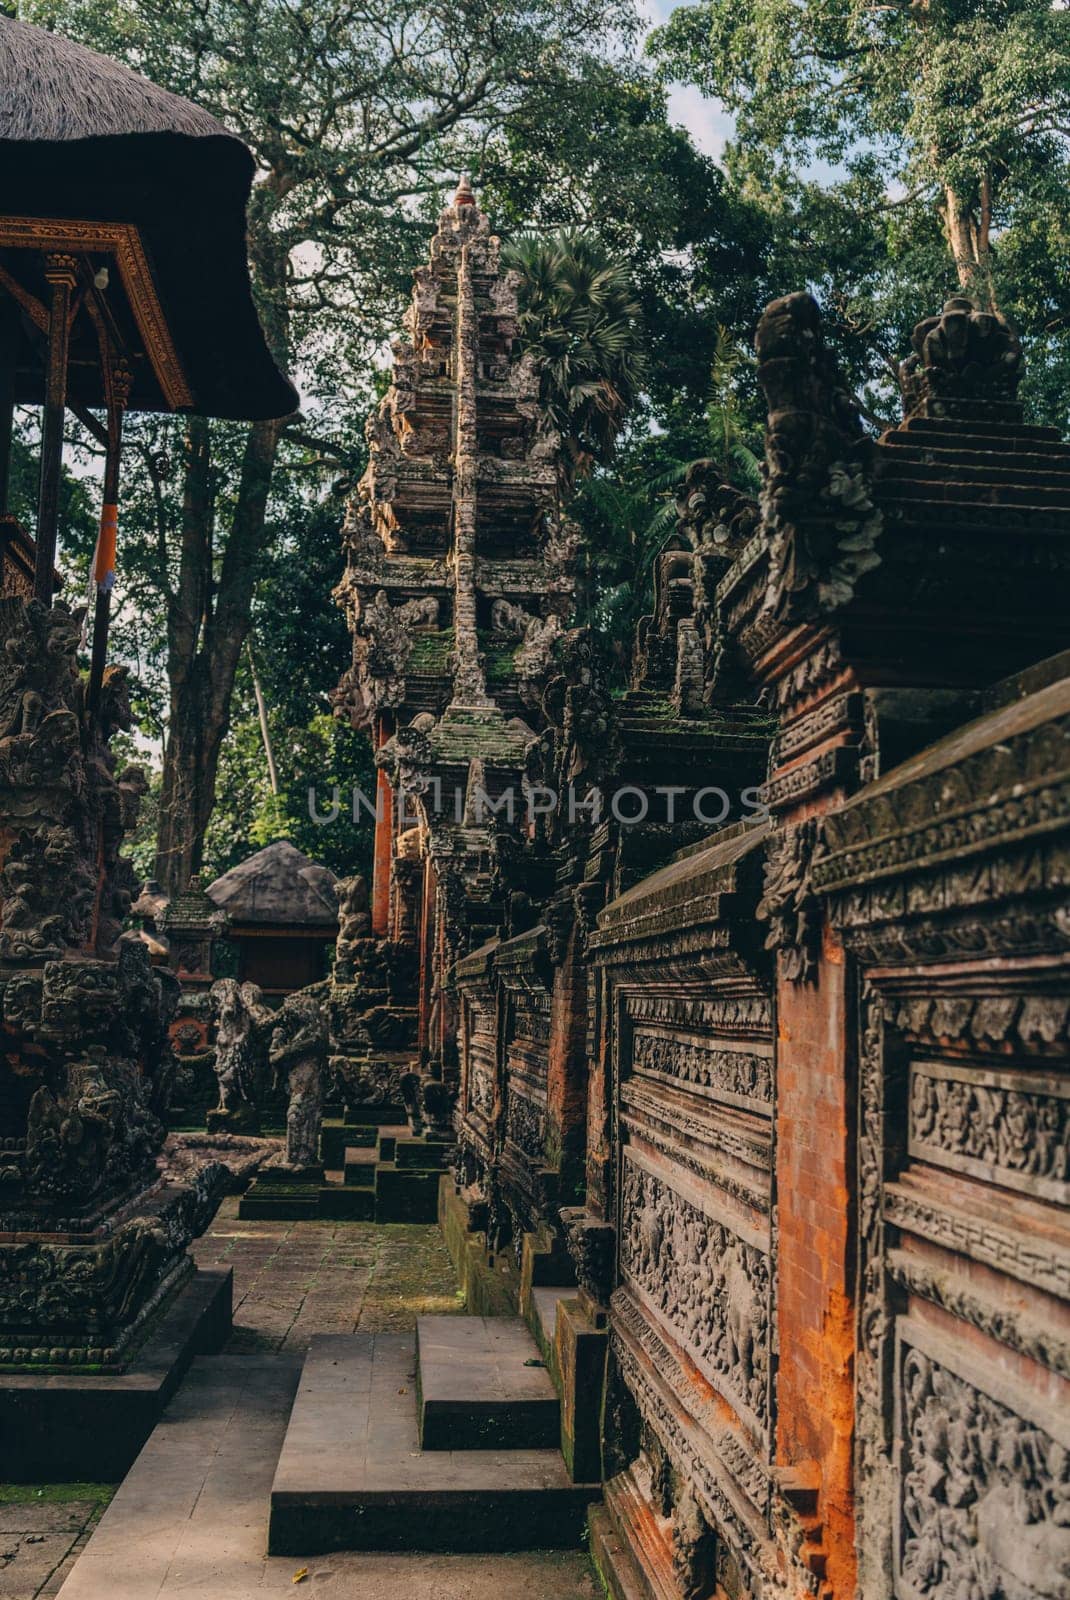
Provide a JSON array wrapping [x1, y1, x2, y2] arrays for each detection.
[[431, 276, 1070, 1600]]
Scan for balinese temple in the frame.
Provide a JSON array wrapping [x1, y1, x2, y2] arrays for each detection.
[[294, 228, 1070, 1600], [332, 178, 577, 1100], [0, 15, 294, 1478]]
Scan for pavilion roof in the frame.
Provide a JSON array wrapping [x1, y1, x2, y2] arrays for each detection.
[[205, 841, 339, 930], [0, 16, 297, 420]]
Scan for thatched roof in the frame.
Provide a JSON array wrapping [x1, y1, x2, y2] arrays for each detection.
[[0, 18, 229, 143], [206, 842, 339, 931], [0, 17, 297, 421]]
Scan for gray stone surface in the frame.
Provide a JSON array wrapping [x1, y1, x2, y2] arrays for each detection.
[[0, 1500, 103, 1599], [269, 1333, 597, 1553], [55, 1352, 598, 1599], [52, 1203, 597, 1598], [417, 1314, 559, 1449]]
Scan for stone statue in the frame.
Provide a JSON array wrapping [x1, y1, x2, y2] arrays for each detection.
[[270, 991, 328, 1175], [207, 978, 273, 1134], [334, 873, 371, 965]]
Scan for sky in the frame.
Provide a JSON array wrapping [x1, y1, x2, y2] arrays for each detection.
[[641, 0, 735, 162]]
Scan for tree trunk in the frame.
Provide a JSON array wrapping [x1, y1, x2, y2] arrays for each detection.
[[248, 637, 280, 795], [154, 413, 285, 895], [942, 183, 997, 310]]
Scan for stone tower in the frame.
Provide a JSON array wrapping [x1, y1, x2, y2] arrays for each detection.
[[334, 181, 575, 1091]]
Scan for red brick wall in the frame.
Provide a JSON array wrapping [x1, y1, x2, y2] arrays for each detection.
[[775, 924, 856, 1599]]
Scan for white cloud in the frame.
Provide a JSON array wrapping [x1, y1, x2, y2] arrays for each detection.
[[639, 2, 736, 165], [666, 81, 734, 162]]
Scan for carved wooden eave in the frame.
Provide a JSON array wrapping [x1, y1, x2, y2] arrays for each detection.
[[0, 215, 193, 410], [590, 819, 772, 984]]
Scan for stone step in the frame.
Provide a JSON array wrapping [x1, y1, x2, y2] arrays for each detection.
[[237, 1179, 374, 1221], [896, 415, 1063, 443], [881, 435, 1070, 473], [343, 1147, 378, 1188], [268, 1333, 598, 1555], [319, 1185, 375, 1221], [878, 451, 1070, 488], [877, 475, 1070, 510], [374, 1162, 440, 1222], [344, 1103, 408, 1127], [416, 1314, 559, 1450], [395, 1135, 452, 1170]]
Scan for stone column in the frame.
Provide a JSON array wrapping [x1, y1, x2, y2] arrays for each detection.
[[371, 716, 394, 937], [448, 235, 491, 710]]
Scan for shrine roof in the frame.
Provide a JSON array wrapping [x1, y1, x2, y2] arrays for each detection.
[[206, 841, 338, 930], [0, 16, 297, 420]]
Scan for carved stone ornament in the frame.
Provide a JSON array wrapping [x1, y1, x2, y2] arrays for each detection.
[[900, 296, 1023, 418], [208, 978, 273, 1129], [560, 1205, 616, 1305], [334, 874, 372, 965], [756, 818, 822, 984], [269, 990, 328, 1172], [755, 291, 882, 621]]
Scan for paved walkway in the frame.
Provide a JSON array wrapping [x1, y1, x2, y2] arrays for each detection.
[[32, 1202, 598, 1600]]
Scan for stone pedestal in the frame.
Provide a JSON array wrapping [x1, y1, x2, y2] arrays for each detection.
[[206, 1103, 261, 1136], [554, 1293, 608, 1484], [0, 599, 226, 1388]]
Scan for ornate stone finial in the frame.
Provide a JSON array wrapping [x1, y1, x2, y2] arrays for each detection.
[[755, 291, 881, 621], [453, 175, 476, 206], [900, 296, 1023, 420]]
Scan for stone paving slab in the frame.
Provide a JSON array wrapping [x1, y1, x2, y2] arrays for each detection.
[[55, 1351, 598, 1599], [0, 1495, 107, 1600]]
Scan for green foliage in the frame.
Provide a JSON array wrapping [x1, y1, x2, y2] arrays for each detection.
[[504, 229, 648, 480], [20, 0, 731, 886], [202, 496, 379, 882], [651, 0, 1070, 428], [572, 329, 762, 669]]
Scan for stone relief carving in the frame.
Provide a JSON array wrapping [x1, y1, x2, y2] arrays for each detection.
[[505, 1091, 544, 1163], [468, 1065, 494, 1119], [898, 1341, 1070, 1600], [621, 1161, 770, 1432], [909, 1063, 1069, 1203], [757, 818, 822, 984], [631, 1029, 773, 1108]]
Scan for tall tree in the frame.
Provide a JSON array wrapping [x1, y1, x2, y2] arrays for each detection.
[[652, 0, 1070, 420], [26, 0, 697, 892]]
